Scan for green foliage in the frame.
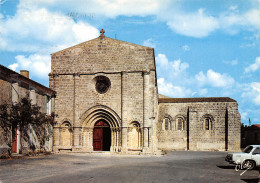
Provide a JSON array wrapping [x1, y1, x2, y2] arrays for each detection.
[[0, 96, 56, 154]]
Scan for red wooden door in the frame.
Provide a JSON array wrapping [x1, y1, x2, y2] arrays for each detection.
[[93, 121, 110, 151], [93, 127, 103, 151], [12, 128, 17, 153]]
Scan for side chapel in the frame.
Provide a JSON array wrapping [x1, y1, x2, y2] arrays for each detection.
[[49, 29, 241, 154]]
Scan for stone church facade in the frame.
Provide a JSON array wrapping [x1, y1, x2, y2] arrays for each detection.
[[49, 30, 240, 154]]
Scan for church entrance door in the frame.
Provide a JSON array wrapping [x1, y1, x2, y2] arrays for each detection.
[[93, 120, 111, 151]]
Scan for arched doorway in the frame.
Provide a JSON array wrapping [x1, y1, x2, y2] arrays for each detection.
[[93, 120, 111, 151]]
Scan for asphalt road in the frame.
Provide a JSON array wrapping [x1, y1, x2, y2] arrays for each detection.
[[0, 151, 259, 183]]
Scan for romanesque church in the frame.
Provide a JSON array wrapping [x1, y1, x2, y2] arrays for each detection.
[[49, 29, 241, 154]]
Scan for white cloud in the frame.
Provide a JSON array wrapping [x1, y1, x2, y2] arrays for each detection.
[[0, 6, 99, 52], [195, 69, 234, 88], [156, 53, 169, 67], [242, 82, 260, 105], [172, 59, 189, 75], [8, 63, 19, 71], [246, 9, 260, 30], [22, 0, 170, 18], [11, 0, 260, 40], [157, 78, 191, 97], [11, 54, 51, 79], [251, 82, 260, 105], [143, 38, 156, 48], [166, 9, 219, 38], [156, 54, 189, 76], [245, 57, 260, 73]]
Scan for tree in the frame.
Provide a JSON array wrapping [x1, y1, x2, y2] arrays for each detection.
[[0, 96, 56, 155]]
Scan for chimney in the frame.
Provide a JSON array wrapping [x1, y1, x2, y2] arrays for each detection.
[[20, 70, 29, 78]]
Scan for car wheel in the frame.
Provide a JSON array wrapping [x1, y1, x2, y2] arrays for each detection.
[[242, 160, 255, 170]]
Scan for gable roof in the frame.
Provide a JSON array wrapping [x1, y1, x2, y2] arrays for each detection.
[[50, 35, 156, 74], [158, 97, 236, 103], [51, 36, 153, 55]]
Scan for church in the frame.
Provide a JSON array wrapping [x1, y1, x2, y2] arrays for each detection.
[[49, 29, 241, 154]]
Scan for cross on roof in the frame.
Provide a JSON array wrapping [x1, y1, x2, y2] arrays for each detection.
[[100, 29, 105, 37]]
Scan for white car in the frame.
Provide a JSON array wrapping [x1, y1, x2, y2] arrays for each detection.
[[225, 145, 260, 170]]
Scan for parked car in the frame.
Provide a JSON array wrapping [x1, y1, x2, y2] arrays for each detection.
[[225, 145, 260, 170]]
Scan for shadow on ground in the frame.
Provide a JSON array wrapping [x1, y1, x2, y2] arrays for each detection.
[[241, 178, 259, 183], [217, 165, 236, 169]]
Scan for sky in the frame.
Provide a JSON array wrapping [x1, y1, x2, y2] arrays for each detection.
[[1, 0, 260, 125]]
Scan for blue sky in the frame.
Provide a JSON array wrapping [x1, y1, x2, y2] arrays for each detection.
[[1, 0, 260, 125]]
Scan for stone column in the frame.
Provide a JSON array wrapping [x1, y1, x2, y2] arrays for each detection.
[[121, 71, 128, 152], [143, 72, 149, 148], [73, 74, 80, 147], [188, 109, 198, 150], [149, 71, 156, 152]]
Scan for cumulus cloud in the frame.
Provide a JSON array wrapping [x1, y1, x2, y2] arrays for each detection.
[[157, 78, 191, 97], [242, 82, 260, 105], [156, 54, 189, 76], [246, 9, 260, 30], [166, 9, 219, 38], [9, 54, 51, 79], [8, 63, 19, 71], [195, 69, 234, 87], [21, 0, 170, 18], [245, 57, 260, 73], [0, 6, 99, 52], [6, 0, 260, 40]]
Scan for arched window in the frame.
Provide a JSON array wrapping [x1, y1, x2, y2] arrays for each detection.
[[162, 118, 171, 130], [165, 118, 169, 130], [176, 117, 184, 131], [204, 117, 211, 130]]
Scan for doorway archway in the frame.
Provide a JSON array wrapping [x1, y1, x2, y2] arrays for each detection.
[[93, 120, 111, 151], [81, 105, 121, 152]]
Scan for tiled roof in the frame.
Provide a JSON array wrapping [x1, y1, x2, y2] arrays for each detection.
[[252, 124, 260, 128], [158, 97, 236, 103]]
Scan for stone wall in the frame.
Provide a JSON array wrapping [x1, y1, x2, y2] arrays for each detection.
[[157, 100, 241, 151]]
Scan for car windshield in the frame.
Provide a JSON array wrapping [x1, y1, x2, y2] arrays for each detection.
[[243, 146, 254, 153]]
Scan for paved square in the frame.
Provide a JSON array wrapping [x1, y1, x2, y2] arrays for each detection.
[[0, 151, 259, 183]]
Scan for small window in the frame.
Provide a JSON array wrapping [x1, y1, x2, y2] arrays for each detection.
[[204, 117, 212, 130], [205, 118, 210, 130], [165, 118, 169, 130], [177, 118, 184, 131]]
